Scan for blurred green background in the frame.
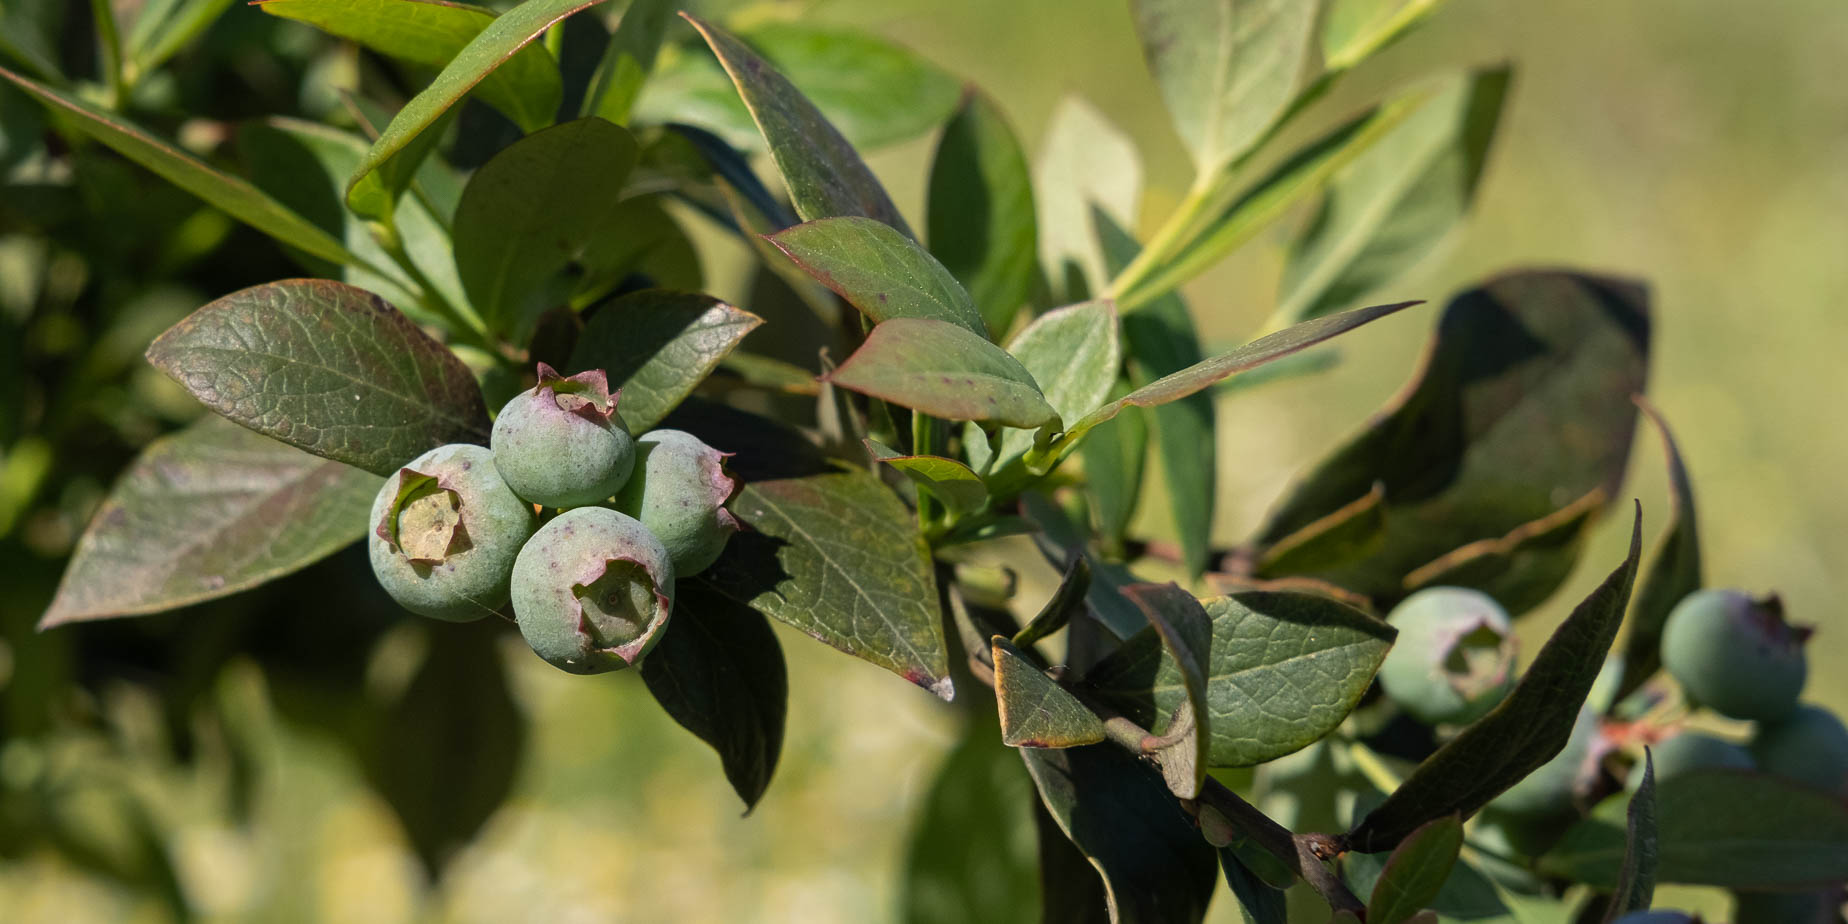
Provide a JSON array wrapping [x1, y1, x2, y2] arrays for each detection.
[[2, 0, 1845, 920]]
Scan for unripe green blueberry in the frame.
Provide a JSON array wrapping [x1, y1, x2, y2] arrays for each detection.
[[1627, 730, 1753, 791], [1491, 706, 1601, 817], [368, 444, 536, 621], [1661, 589, 1809, 722], [491, 364, 635, 509], [510, 506, 675, 674], [613, 428, 741, 576], [1378, 587, 1518, 726], [1751, 704, 1848, 794]]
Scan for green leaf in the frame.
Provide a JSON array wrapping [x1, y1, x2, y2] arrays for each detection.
[[902, 715, 1043, 924], [995, 636, 1106, 749], [1098, 209, 1214, 577], [1219, 848, 1288, 924], [1278, 67, 1511, 324], [1014, 555, 1091, 650], [1115, 90, 1427, 312], [1126, 584, 1213, 798], [693, 447, 952, 699], [867, 440, 990, 518], [681, 14, 912, 236], [257, 0, 562, 132], [1086, 590, 1395, 768], [1368, 815, 1463, 924], [573, 195, 704, 297], [767, 216, 986, 334], [1346, 510, 1641, 852], [991, 300, 1122, 477], [928, 89, 1038, 338], [639, 582, 787, 811], [1036, 96, 1142, 299], [1060, 299, 1419, 449], [1321, 0, 1450, 72], [1342, 849, 1512, 924], [348, 0, 610, 198], [639, 21, 961, 155], [0, 65, 362, 269], [1019, 492, 1155, 640], [1540, 770, 1848, 890], [0, 0, 62, 79], [126, 0, 238, 80], [145, 279, 493, 476], [1606, 749, 1658, 920], [1255, 270, 1650, 608], [827, 318, 1059, 430], [1022, 744, 1219, 924], [452, 117, 639, 342], [581, 0, 671, 123], [1398, 488, 1604, 617], [1610, 398, 1702, 704], [362, 620, 524, 877], [1130, 0, 1318, 172], [1078, 381, 1148, 555], [566, 290, 760, 431], [39, 417, 382, 628]]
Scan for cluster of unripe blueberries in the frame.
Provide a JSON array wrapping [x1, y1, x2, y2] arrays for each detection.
[[1379, 585, 1843, 922], [366, 365, 738, 674]]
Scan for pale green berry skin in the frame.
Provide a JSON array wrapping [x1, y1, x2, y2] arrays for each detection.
[[613, 429, 739, 576], [1627, 731, 1753, 791], [492, 383, 635, 509], [1751, 704, 1848, 793], [1661, 589, 1807, 722], [1379, 587, 1518, 726], [368, 444, 536, 622], [511, 506, 675, 674]]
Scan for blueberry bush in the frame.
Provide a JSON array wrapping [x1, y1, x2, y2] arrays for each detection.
[[4, 0, 1846, 920]]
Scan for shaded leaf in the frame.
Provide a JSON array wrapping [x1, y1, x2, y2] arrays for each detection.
[[257, 0, 562, 132], [1540, 770, 1848, 890], [1278, 67, 1511, 324], [1014, 555, 1091, 650], [1019, 491, 1154, 640], [1369, 815, 1463, 924], [1220, 848, 1289, 924], [1131, 0, 1318, 172], [1078, 382, 1149, 554], [1256, 270, 1651, 609], [452, 117, 639, 342], [1611, 398, 1702, 704], [1343, 849, 1511, 924], [363, 621, 524, 878], [1098, 210, 1214, 576], [827, 318, 1059, 430], [1400, 488, 1604, 617], [567, 290, 761, 431], [1605, 748, 1657, 920], [582, 0, 671, 123], [696, 461, 952, 699], [0, 65, 360, 268], [1346, 510, 1641, 852], [40, 417, 381, 628], [146, 280, 492, 476], [348, 0, 610, 198], [639, 20, 961, 155], [995, 637, 1106, 749], [681, 14, 911, 235], [1035, 796, 1111, 924], [902, 714, 1043, 924], [640, 582, 787, 811], [1061, 299, 1420, 448], [991, 299, 1122, 475], [1036, 96, 1141, 299], [929, 89, 1038, 337], [1022, 744, 1219, 924], [1086, 591, 1394, 767], [1125, 584, 1213, 798], [867, 440, 989, 517], [767, 216, 986, 334]]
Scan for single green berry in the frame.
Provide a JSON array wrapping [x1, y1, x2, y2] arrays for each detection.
[[368, 444, 536, 622], [1661, 589, 1809, 722], [491, 363, 635, 509], [1751, 704, 1848, 794], [1378, 587, 1519, 726], [510, 506, 675, 674], [613, 428, 740, 576], [1491, 706, 1601, 817], [1627, 730, 1753, 791]]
